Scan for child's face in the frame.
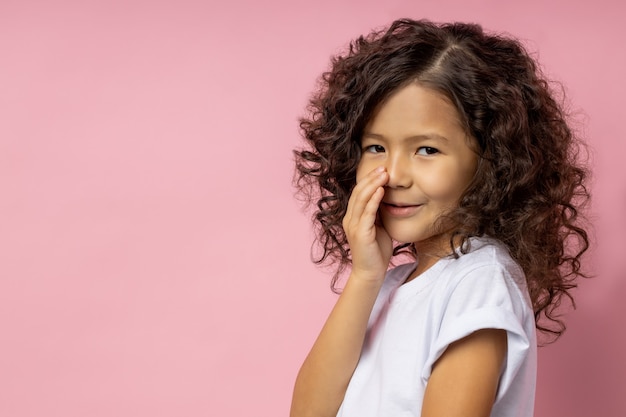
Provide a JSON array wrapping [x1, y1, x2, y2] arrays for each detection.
[[357, 83, 478, 254]]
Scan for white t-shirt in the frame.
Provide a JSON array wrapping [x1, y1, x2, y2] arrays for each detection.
[[336, 237, 537, 417]]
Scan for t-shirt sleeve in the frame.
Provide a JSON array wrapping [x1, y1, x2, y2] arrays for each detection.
[[420, 263, 534, 399]]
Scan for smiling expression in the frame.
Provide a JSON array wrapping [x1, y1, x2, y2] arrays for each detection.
[[357, 83, 479, 255]]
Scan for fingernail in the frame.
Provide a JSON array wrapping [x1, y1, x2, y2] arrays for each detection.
[[375, 166, 385, 173]]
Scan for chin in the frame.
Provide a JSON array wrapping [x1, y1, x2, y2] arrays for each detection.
[[386, 229, 430, 246], [385, 226, 450, 253]]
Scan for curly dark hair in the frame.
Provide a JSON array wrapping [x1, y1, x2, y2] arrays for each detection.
[[294, 18, 590, 339]]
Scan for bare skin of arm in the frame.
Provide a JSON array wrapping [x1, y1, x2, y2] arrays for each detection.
[[290, 167, 392, 417], [421, 328, 507, 417]]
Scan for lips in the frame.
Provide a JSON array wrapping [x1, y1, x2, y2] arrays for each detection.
[[381, 201, 423, 217]]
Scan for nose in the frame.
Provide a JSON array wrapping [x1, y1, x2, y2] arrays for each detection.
[[385, 154, 412, 189]]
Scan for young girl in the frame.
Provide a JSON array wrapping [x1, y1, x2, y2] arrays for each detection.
[[290, 19, 589, 417]]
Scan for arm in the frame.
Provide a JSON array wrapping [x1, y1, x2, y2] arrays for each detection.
[[289, 277, 384, 417], [421, 328, 507, 417], [290, 166, 392, 417]]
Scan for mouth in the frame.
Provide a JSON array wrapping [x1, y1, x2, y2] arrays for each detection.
[[382, 201, 421, 208], [381, 202, 423, 217]]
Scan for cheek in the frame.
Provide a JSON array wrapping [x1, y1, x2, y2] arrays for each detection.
[[421, 166, 472, 200], [355, 159, 371, 182]]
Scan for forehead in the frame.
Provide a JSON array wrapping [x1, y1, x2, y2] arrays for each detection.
[[364, 83, 468, 140]]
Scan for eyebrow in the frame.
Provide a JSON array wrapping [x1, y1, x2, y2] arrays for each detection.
[[362, 132, 450, 142]]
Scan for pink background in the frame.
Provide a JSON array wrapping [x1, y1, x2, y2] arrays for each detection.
[[1, 0, 624, 415]]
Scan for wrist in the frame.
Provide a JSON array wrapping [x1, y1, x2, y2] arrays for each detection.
[[346, 269, 387, 289]]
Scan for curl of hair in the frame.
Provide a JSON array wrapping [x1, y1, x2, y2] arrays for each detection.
[[293, 18, 590, 341]]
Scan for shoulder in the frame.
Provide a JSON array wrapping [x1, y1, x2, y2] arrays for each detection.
[[453, 237, 522, 276], [442, 237, 528, 297], [431, 236, 534, 332]]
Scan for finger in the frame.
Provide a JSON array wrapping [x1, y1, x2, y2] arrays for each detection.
[[344, 184, 387, 243], [360, 186, 385, 231], [344, 177, 384, 235], [345, 167, 387, 223]]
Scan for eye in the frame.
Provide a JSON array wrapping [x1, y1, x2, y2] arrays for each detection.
[[364, 145, 386, 154], [416, 146, 439, 156]]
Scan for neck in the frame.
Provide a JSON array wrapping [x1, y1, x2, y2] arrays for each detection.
[[406, 234, 459, 283], [405, 252, 441, 283]]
